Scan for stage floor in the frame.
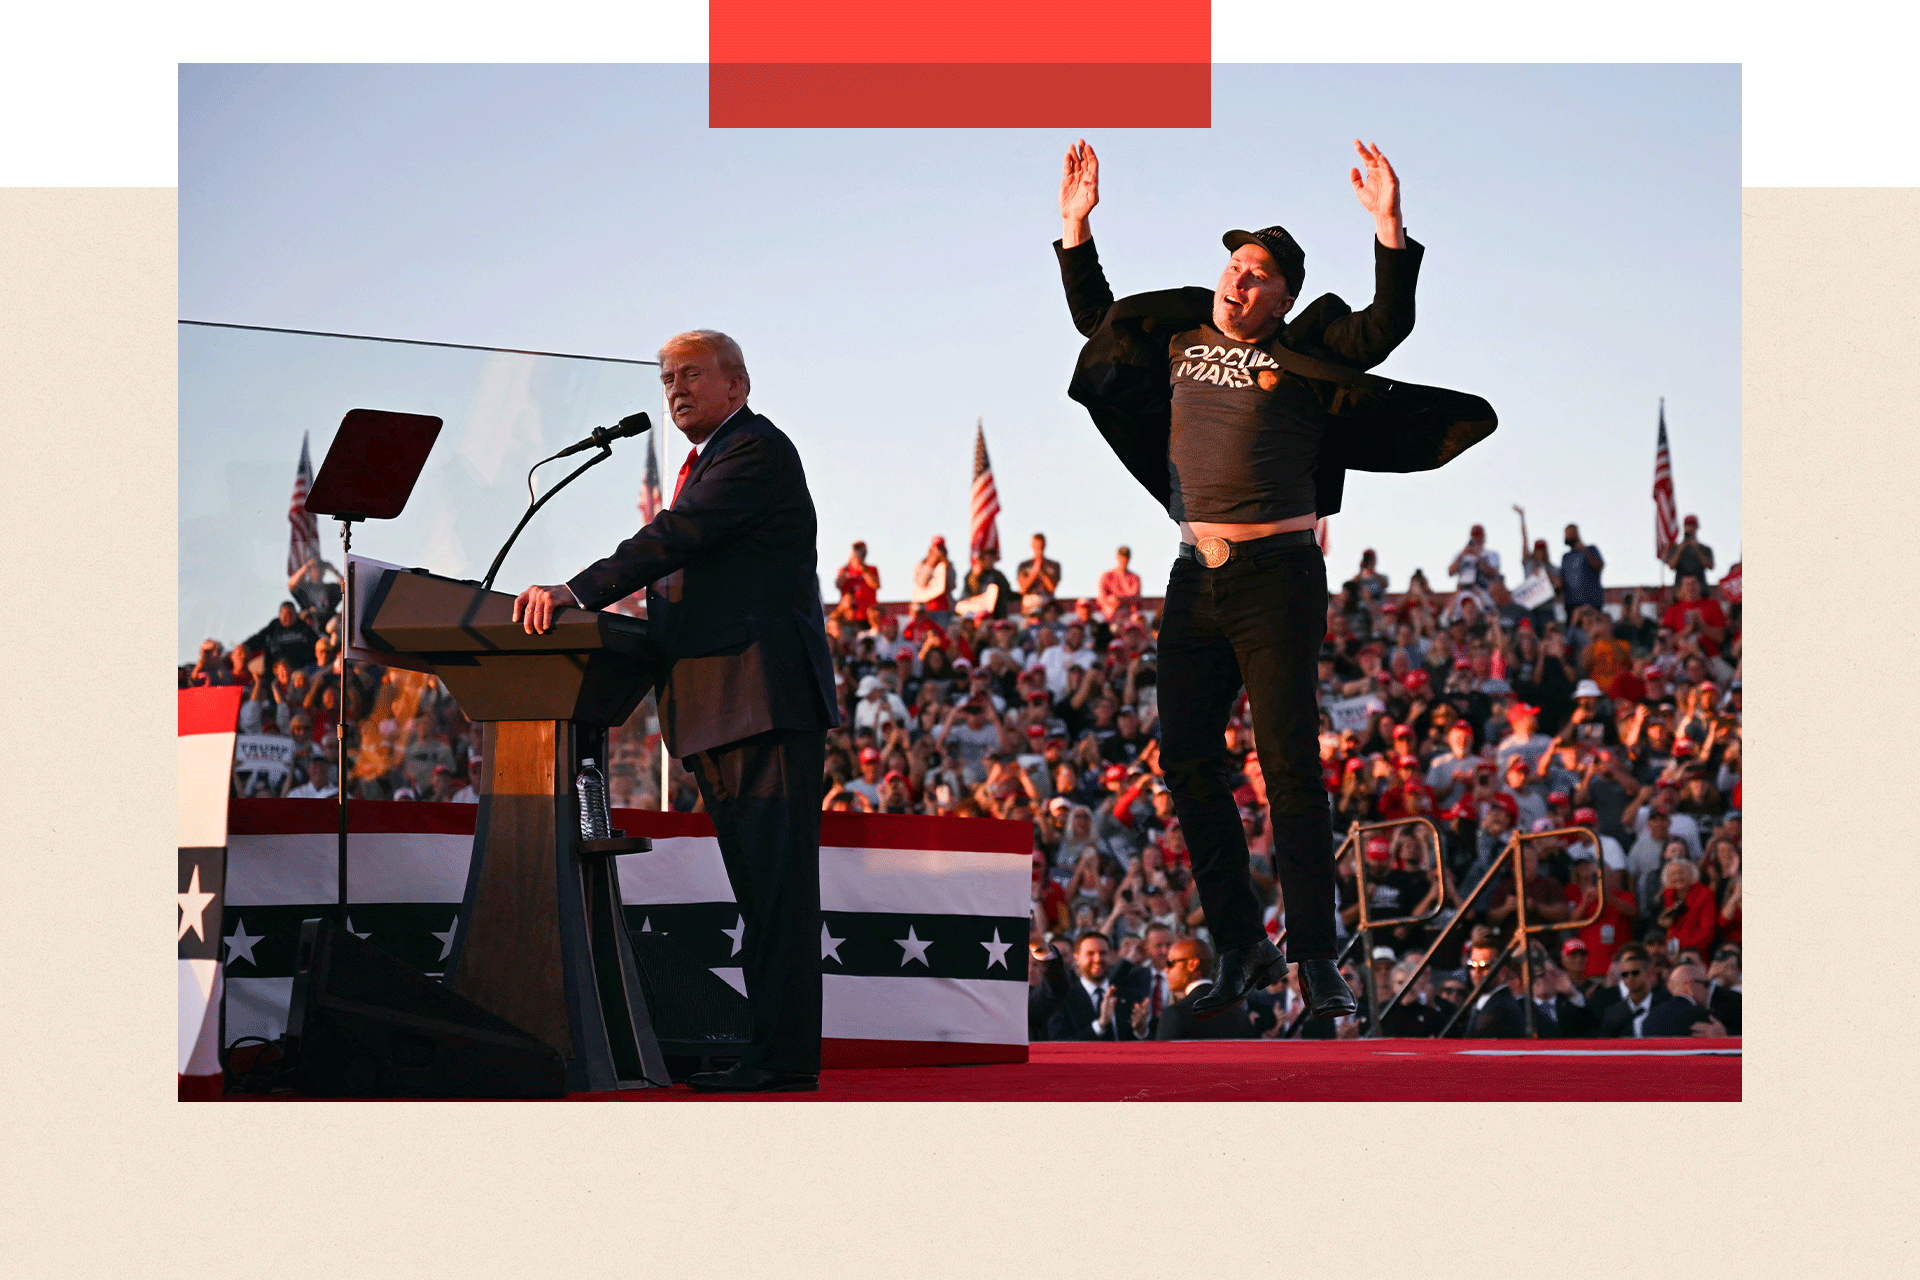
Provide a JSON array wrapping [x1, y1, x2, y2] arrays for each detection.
[[223, 1038, 1740, 1102]]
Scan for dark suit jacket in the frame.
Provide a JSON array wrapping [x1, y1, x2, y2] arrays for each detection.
[[1055, 236, 1497, 520], [566, 406, 839, 756], [1710, 985, 1741, 1036], [1156, 981, 1259, 1040], [1598, 989, 1674, 1037], [1044, 961, 1149, 1041], [1029, 960, 1069, 1041], [1376, 999, 1447, 1039], [1642, 995, 1716, 1038], [1466, 988, 1536, 1038]]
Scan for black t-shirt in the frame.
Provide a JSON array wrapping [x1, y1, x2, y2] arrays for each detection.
[[1365, 868, 1431, 920], [1100, 730, 1149, 767], [1166, 325, 1324, 523], [1584, 771, 1632, 842], [247, 617, 320, 672], [1670, 541, 1713, 584], [963, 568, 1013, 619]]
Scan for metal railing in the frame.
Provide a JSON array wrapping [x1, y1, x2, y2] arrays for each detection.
[[1368, 825, 1609, 1039], [1276, 816, 1451, 1035]]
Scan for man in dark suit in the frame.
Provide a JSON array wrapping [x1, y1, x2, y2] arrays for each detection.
[[1055, 138, 1496, 1025], [1593, 943, 1674, 1038], [1707, 944, 1742, 1035], [1156, 938, 1259, 1040], [1460, 942, 1590, 1039], [1642, 963, 1730, 1037], [515, 329, 838, 1093], [1043, 932, 1152, 1041]]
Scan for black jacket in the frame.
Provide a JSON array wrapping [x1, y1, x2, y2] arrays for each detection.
[[1056, 236, 1497, 519], [1155, 981, 1259, 1040], [1043, 961, 1150, 1041], [1597, 987, 1675, 1038], [1710, 985, 1741, 1036], [1642, 995, 1718, 1038], [566, 406, 840, 756]]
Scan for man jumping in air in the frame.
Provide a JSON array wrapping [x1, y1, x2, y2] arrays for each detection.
[[1055, 138, 1494, 1021]]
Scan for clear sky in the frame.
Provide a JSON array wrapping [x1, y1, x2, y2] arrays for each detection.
[[179, 63, 1739, 662]]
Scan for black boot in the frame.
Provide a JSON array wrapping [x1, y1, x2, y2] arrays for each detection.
[[1296, 958, 1358, 1018], [1191, 939, 1289, 1018]]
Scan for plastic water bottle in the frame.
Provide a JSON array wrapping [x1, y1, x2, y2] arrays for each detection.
[[577, 758, 611, 841]]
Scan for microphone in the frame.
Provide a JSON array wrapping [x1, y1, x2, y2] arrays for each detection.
[[554, 411, 653, 458]]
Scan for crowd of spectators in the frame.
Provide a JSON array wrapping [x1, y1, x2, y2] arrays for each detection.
[[184, 511, 1741, 1042], [995, 512, 1740, 1042]]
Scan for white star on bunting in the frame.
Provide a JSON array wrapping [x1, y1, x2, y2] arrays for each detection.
[[723, 915, 746, 957], [432, 915, 459, 961], [346, 916, 371, 941], [895, 925, 933, 967], [981, 928, 1012, 970], [224, 918, 263, 968], [821, 922, 845, 963], [639, 917, 653, 932], [177, 865, 215, 943]]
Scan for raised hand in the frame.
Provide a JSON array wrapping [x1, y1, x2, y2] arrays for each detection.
[[1060, 139, 1100, 246], [1348, 140, 1405, 247]]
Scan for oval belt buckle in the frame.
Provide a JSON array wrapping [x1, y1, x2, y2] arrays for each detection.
[[1196, 536, 1232, 569]]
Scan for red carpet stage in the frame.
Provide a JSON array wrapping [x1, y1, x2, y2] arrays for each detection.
[[225, 1038, 1738, 1102]]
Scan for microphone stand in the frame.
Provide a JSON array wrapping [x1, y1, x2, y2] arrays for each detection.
[[336, 517, 358, 928], [481, 445, 615, 594]]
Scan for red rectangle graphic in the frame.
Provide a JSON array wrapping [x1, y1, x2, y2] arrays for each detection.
[[711, 0, 1209, 65], [709, 63, 1211, 129]]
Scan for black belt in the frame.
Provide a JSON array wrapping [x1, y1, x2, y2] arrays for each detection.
[[1177, 528, 1319, 568]]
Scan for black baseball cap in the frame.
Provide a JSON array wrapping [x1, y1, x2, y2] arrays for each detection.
[[1222, 226, 1305, 297]]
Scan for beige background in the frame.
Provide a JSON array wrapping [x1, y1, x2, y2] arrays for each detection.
[[0, 185, 1908, 1275]]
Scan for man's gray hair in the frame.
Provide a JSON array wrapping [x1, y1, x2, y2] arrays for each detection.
[[659, 329, 750, 394]]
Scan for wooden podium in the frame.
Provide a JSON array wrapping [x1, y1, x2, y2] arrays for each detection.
[[359, 567, 670, 1091]]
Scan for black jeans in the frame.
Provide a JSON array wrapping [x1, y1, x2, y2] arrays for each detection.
[[687, 726, 827, 1074], [1157, 544, 1338, 960]]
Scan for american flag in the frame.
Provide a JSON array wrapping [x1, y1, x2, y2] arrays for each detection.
[[636, 431, 663, 526], [1652, 399, 1679, 561], [969, 418, 1001, 560], [288, 431, 320, 575], [609, 434, 666, 618]]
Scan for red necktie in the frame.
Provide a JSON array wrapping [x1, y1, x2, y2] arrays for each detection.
[[670, 449, 696, 507]]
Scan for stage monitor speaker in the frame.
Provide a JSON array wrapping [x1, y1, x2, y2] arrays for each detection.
[[626, 931, 753, 1058], [286, 918, 567, 1098]]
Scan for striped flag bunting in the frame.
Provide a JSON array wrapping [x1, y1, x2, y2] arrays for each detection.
[[180, 687, 243, 1100], [1653, 400, 1679, 562], [969, 418, 1001, 562], [707, 1, 1211, 127], [219, 802, 1031, 1070], [288, 430, 320, 577]]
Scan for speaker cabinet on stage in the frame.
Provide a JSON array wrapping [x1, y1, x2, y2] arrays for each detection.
[[286, 918, 567, 1098], [625, 931, 754, 1074]]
